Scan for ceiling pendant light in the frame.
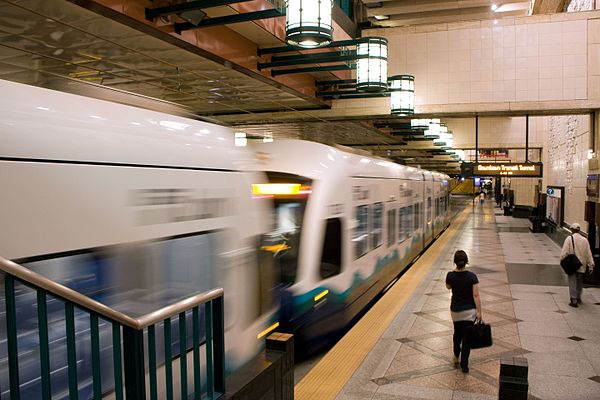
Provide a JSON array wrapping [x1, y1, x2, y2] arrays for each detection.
[[389, 75, 415, 116], [356, 37, 388, 92], [285, 0, 333, 48], [411, 119, 429, 130], [424, 119, 441, 138]]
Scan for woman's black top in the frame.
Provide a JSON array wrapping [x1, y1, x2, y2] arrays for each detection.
[[445, 270, 479, 311]]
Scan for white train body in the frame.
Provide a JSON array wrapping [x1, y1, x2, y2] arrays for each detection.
[[251, 140, 450, 348], [0, 80, 276, 398]]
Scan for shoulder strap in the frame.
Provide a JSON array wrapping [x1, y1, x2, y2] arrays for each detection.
[[570, 235, 577, 257]]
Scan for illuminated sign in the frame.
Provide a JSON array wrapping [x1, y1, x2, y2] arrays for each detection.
[[471, 163, 543, 177], [253, 183, 301, 195]]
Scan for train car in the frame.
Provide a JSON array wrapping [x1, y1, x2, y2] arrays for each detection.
[[0, 80, 277, 399], [251, 140, 451, 351]]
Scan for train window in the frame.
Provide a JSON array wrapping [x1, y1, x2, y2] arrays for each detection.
[[399, 206, 413, 242], [414, 202, 421, 230], [354, 205, 369, 259], [372, 202, 383, 249], [407, 205, 414, 236], [427, 197, 432, 223], [264, 201, 307, 285], [387, 208, 396, 246], [319, 218, 342, 279]]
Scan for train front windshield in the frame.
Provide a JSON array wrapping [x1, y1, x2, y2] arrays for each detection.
[[264, 200, 306, 284], [256, 174, 311, 285]]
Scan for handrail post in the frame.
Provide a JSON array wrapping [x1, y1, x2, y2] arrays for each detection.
[[6, 275, 20, 400], [123, 326, 146, 400], [213, 297, 226, 394]]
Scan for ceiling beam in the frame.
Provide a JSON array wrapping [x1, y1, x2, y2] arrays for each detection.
[[373, 8, 527, 26], [145, 0, 250, 21], [368, 0, 512, 16], [175, 9, 283, 33]]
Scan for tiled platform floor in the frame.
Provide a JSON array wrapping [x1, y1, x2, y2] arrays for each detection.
[[337, 200, 600, 400]]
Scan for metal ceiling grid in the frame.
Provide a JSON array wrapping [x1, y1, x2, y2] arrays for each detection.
[[0, 0, 320, 115]]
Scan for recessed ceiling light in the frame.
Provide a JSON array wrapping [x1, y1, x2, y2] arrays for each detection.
[[374, 15, 390, 20], [491, 3, 498, 11]]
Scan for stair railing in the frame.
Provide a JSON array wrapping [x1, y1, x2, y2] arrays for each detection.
[[0, 256, 225, 400]]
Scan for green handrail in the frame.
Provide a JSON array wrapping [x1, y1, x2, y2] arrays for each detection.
[[0, 256, 226, 400]]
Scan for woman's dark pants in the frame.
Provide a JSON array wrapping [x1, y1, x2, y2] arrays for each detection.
[[453, 320, 474, 369]]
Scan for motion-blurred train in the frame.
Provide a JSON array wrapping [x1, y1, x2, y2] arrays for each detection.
[[0, 79, 277, 399], [0, 79, 451, 397], [251, 140, 451, 351]]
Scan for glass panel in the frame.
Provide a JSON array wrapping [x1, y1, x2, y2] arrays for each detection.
[[371, 202, 383, 249], [387, 208, 396, 246], [427, 197, 432, 223], [262, 200, 306, 285], [354, 205, 369, 259], [398, 207, 406, 242], [319, 218, 342, 279]]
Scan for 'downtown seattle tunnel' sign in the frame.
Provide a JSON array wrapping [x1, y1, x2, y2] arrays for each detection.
[[462, 162, 543, 177]]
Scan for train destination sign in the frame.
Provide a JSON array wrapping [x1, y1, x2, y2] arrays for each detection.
[[472, 162, 543, 177]]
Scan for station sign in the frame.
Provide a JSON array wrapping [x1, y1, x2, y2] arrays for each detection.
[[465, 162, 543, 177]]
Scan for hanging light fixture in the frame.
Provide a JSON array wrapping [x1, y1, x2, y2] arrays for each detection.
[[434, 124, 448, 146], [234, 132, 247, 147], [389, 75, 415, 116], [356, 37, 388, 92], [424, 119, 441, 138], [411, 118, 429, 130], [285, 0, 333, 48]]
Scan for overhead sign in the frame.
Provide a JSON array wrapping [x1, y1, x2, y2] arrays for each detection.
[[470, 162, 543, 177]]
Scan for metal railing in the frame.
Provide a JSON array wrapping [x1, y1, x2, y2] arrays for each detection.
[[0, 256, 225, 400]]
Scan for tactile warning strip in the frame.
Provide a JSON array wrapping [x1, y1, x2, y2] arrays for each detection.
[[294, 207, 472, 400]]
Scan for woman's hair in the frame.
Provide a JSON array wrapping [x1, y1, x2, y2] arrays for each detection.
[[454, 250, 469, 269]]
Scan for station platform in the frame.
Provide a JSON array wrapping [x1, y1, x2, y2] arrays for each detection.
[[295, 199, 600, 400]]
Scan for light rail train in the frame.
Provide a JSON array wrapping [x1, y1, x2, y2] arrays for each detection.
[[0, 79, 451, 398], [0, 79, 277, 399], [251, 140, 451, 351]]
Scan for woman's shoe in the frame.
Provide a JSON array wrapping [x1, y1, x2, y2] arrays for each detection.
[[453, 356, 459, 367], [569, 299, 578, 307], [461, 367, 469, 373]]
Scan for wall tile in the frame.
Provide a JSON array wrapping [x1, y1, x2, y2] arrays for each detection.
[[588, 75, 600, 99], [516, 90, 528, 101], [589, 44, 600, 74]]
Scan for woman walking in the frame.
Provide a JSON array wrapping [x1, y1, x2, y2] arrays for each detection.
[[445, 250, 482, 373]]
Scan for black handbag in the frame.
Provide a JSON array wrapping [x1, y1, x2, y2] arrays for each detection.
[[560, 236, 582, 275], [468, 320, 492, 349]]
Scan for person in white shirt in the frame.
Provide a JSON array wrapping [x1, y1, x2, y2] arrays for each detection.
[[560, 223, 595, 307]]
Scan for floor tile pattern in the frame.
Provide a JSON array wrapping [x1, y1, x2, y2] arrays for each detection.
[[337, 200, 600, 400]]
